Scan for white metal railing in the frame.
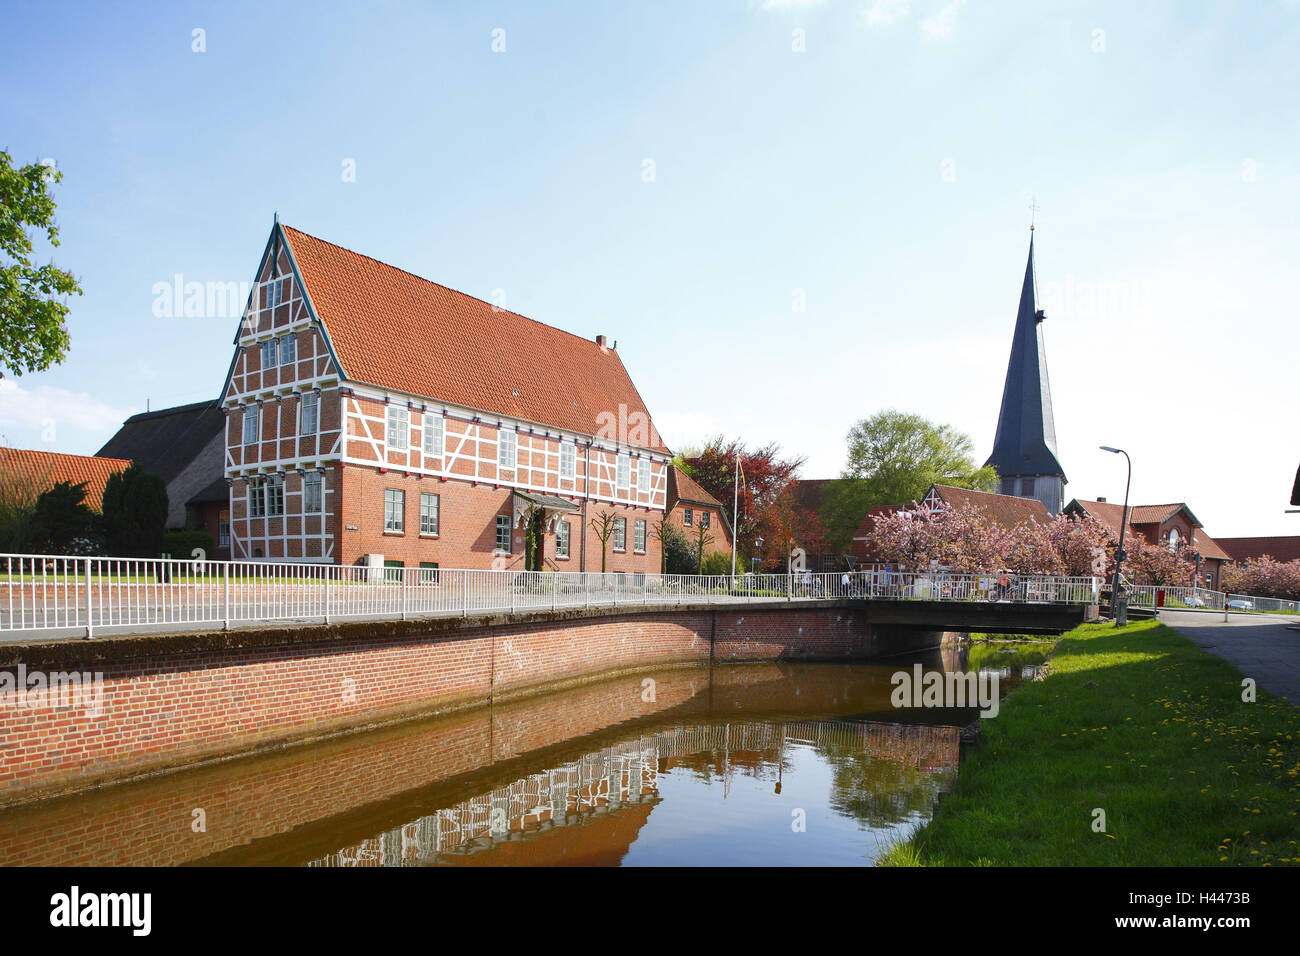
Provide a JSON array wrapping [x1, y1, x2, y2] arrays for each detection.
[[0, 553, 1107, 640]]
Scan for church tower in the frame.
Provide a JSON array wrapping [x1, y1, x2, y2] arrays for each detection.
[[984, 232, 1067, 514]]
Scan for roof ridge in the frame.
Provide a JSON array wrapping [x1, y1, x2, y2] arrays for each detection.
[[0, 446, 132, 465], [124, 399, 220, 421], [280, 224, 613, 354]]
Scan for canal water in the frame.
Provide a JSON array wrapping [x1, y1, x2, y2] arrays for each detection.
[[0, 638, 1047, 867]]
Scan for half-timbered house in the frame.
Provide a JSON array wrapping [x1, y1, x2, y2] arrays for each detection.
[[220, 220, 670, 573]]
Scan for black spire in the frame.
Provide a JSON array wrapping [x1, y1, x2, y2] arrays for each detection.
[[985, 234, 1067, 511]]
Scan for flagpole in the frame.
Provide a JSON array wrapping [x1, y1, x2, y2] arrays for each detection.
[[731, 452, 739, 581]]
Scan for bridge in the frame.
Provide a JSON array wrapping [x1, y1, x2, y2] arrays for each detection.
[[2, 552, 1100, 640]]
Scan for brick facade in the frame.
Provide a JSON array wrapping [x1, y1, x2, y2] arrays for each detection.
[[221, 223, 669, 572]]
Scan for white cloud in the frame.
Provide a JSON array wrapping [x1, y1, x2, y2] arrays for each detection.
[[920, 0, 966, 38], [760, 0, 826, 9], [863, 0, 911, 28], [0, 380, 134, 436]]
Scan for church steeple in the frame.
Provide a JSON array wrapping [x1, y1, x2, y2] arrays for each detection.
[[984, 233, 1067, 514]]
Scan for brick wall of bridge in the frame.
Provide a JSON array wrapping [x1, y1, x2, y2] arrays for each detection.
[[0, 603, 934, 807]]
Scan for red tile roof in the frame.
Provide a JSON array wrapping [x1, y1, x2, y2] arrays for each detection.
[[929, 484, 1051, 526], [1215, 536, 1300, 564], [1189, 531, 1231, 562], [281, 225, 666, 451], [669, 466, 722, 509], [854, 504, 906, 540], [0, 447, 131, 511]]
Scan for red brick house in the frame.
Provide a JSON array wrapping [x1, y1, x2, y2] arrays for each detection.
[[665, 466, 733, 556], [1065, 498, 1231, 589], [221, 221, 670, 573]]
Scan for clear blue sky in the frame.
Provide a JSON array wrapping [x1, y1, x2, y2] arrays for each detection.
[[2, 0, 1297, 536]]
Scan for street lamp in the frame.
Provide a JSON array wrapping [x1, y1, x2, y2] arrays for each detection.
[[753, 537, 764, 575], [1100, 446, 1132, 625]]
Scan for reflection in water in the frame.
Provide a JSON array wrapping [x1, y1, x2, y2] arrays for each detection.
[[311, 720, 959, 867], [0, 647, 1032, 867]]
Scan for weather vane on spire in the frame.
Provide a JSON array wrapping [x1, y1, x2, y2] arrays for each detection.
[[1029, 197, 1039, 232]]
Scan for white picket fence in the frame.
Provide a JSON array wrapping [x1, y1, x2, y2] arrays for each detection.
[[0, 553, 1106, 640]]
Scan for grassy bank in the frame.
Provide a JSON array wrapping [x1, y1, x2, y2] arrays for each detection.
[[883, 619, 1300, 866]]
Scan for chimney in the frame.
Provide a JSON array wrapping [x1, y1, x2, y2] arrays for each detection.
[[1097, 496, 1107, 503], [595, 334, 607, 349]]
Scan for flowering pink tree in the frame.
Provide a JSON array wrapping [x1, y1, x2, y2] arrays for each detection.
[[867, 501, 1204, 584], [1222, 556, 1300, 599]]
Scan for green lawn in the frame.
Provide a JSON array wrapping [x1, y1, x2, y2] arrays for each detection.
[[882, 619, 1300, 866]]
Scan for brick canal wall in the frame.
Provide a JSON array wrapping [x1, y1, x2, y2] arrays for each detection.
[[0, 601, 938, 807]]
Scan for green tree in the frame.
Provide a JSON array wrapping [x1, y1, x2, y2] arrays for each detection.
[[101, 463, 168, 557], [836, 409, 997, 524], [661, 523, 697, 575], [0, 151, 83, 377], [31, 480, 95, 552]]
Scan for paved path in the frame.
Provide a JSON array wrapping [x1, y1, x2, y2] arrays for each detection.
[[1159, 610, 1300, 704]]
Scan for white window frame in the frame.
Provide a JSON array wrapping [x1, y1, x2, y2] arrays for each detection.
[[556, 520, 570, 558], [616, 453, 630, 492], [559, 441, 575, 480], [634, 519, 646, 554], [495, 514, 512, 553], [613, 516, 626, 552], [280, 333, 296, 366], [498, 428, 517, 470], [386, 405, 410, 450], [299, 391, 319, 435], [242, 406, 259, 446], [260, 338, 277, 368], [420, 492, 439, 536], [423, 413, 444, 459], [637, 458, 651, 499], [303, 472, 323, 514], [263, 277, 282, 312], [248, 479, 265, 518], [266, 475, 285, 517], [384, 488, 405, 533]]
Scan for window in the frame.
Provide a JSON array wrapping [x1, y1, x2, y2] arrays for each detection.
[[218, 511, 230, 547], [556, 520, 570, 558], [263, 277, 282, 311], [248, 480, 265, 518], [616, 453, 630, 491], [420, 492, 439, 535], [384, 488, 404, 532], [1000, 477, 1015, 496], [634, 519, 646, 554], [303, 472, 323, 514], [613, 516, 626, 551], [700, 511, 710, 529], [559, 441, 575, 479], [260, 338, 277, 368], [638, 458, 651, 498], [383, 559, 404, 583], [280, 333, 296, 366], [1019, 477, 1036, 497], [300, 391, 319, 434], [386, 405, 409, 450], [266, 475, 284, 516], [242, 406, 259, 445], [419, 562, 440, 584], [684, 507, 693, 527], [498, 429, 517, 469], [423, 413, 444, 459], [496, 514, 511, 553]]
